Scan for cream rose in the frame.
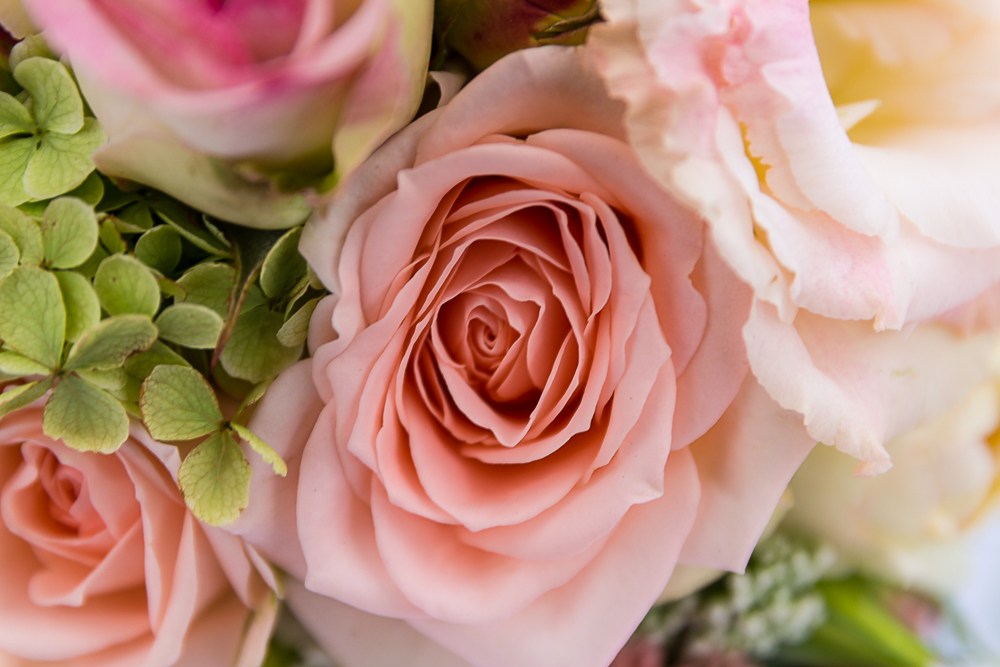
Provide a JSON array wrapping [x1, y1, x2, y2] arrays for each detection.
[[590, 0, 1000, 474], [785, 374, 1000, 593], [15, 0, 433, 227], [0, 402, 277, 667], [227, 46, 817, 667]]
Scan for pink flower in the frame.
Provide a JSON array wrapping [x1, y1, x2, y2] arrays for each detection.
[[18, 0, 433, 227], [228, 46, 816, 667], [0, 402, 277, 667], [590, 0, 1000, 475]]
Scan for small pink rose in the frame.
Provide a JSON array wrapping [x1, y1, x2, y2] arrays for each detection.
[[0, 402, 276, 667], [20, 0, 433, 227], [590, 0, 1000, 474], [229, 46, 816, 667]]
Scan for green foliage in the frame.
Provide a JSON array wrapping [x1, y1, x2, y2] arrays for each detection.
[[259, 226, 305, 300], [220, 303, 302, 383], [177, 430, 250, 526], [0, 378, 53, 419], [231, 422, 286, 476], [55, 269, 100, 341], [0, 229, 20, 279], [93, 253, 160, 316], [155, 303, 223, 349], [40, 197, 98, 268], [135, 224, 182, 274], [140, 365, 223, 441], [176, 262, 234, 317], [0, 57, 105, 206], [0, 205, 43, 264], [43, 374, 130, 452], [0, 265, 64, 368], [63, 315, 158, 370]]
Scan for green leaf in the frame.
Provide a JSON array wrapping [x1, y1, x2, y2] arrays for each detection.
[[64, 171, 105, 207], [43, 374, 129, 452], [0, 91, 34, 139], [63, 314, 158, 371], [24, 118, 106, 199], [74, 366, 127, 392], [220, 305, 302, 384], [276, 296, 320, 348], [135, 225, 182, 275], [178, 430, 250, 526], [0, 229, 19, 280], [8, 36, 56, 74], [13, 57, 83, 134], [176, 262, 234, 318], [0, 350, 51, 376], [114, 201, 154, 233], [155, 303, 223, 349], [74, 242, 108, 279], [0, 136, 34, 206], [230, 422, 286, 476], [40, 197, 98, 269], [123, 339, 190, 379], [0, 265, 64, 368], [234, 378, 273, 422], [152, 197, 230, 255], [140, 365, 223, 441], [259, 226, 305, 300], [98, 217, 126, 254], [0, 205, 43, 265], [93, 253, 160, 317], [0, 378, 53, 420], [54, 270, 100, 342]]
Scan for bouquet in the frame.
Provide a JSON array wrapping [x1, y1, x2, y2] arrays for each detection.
[[0, 1, 998, 666]]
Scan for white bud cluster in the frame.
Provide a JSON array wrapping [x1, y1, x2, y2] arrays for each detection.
[[632, 533, 837, 661]]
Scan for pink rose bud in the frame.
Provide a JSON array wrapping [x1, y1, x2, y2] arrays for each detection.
[[434, 0, 599, 70]]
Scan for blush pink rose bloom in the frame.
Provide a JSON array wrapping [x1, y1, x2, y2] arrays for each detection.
[[590, 0, 1000, 475], [13, 0, 432, 228], [226, 46, 816, 667], [0, 401, 278, 667]]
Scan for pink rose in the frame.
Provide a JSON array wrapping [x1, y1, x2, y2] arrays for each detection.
[[0, 402, 277, 667], [19, 0, 433, 227], [228, 46, 816, 667], [590, 0, 1000, 474]]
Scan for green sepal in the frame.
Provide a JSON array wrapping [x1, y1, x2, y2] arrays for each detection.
[[74, 243, 108, 279], [54, 270, 100, 342], [259, 226, 305, 300], [114, 201, 155, 233], [42, 374, 130, 453], [234, 378, 273, 423], [25, 118, 106, 199], [276, 296, 320, 348], [230, 422, 286, 476], [135, 224, 182, 275], [8, 36, 56, 74], [63, 314, 158, 371], [0, 350, 51, 377], [176, 262, 234, 318], [0, 265, 64, 368], [0, 378, 53, 420], [0, 91, 33, 139], [123, 339, 190, 379], [220, 305, 302, 384], [0, 228, 19, 280], [139, 365, 223, 441], [99, 217, 127, 254], [177, 430, 250, 526], [0, 205, 43, 265], [40, 197, 98, 269], [93, 253, 161, 316], [64, 171, 105, 207], [0, 136, 34, 206], [152, 197, 231, 256], [12, 57, 83, 135], [155, 303, 223, 349]]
